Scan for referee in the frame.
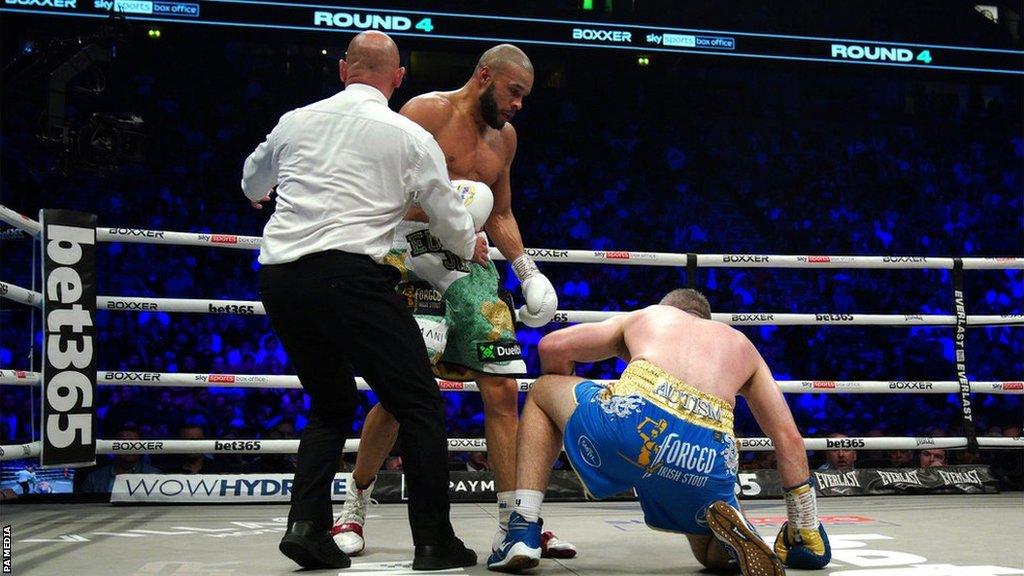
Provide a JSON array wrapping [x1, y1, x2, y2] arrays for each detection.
[[242, 31, 487, 571]]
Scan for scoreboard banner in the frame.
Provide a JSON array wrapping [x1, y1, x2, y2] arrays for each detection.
[[2, 1, 1021, 75]]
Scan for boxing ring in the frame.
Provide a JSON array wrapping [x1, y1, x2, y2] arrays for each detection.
[[1, 203, 1023, 575]]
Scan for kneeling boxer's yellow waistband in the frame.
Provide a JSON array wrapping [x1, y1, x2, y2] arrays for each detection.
[[611, 359, 734, 435]]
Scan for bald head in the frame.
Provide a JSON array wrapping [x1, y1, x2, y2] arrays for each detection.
[[345, 31, 400, 74], [340, 31, 405, 99], [476, 44, 534, 76]]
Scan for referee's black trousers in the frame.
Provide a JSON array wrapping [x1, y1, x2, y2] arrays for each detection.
[[259, 250, 455, 546]]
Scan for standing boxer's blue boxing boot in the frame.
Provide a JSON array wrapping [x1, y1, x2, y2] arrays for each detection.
[[487, 512, 541, 572]]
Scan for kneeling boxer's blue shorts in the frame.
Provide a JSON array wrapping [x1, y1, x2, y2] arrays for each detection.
[[563, 359, 740, 534]]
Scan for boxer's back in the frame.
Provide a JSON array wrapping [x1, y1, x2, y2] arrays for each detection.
[[622, 306, 755, 407]]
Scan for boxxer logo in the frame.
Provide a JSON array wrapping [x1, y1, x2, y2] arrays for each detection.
[[112, 441, 163, 451], [889, 381, 933, 390], [525, 248, 569, 258], [731, 314, 774, 322], [103, 372, 160, 382], [450, 439, 486, 449], [106, 301, 157, 310], [5, 0, 77, 6], [107, 228, 164, 238], [882, 256, 926, 263], [571, 28, 632, 43], [721, 255, 769, 263]]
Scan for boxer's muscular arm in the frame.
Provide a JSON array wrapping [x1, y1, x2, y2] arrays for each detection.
[[738, 339, 809, 488], [484, 125, 526, 262], [537, 314, 631, 375], [400, 94, 453, 136], [746, 331, 831, 569]]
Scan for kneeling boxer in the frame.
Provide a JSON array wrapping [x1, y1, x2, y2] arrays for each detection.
[[487, 289, 830, 575]]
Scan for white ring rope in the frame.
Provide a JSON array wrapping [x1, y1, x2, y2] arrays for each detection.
[[0, 281, 42, 307], [549, 311, 1024, 326], [1, 282, 1020, 327], [2, 206, 1022, 465], [2, 436, 1023, 462], [93, 229, 1024, 270], [0, 204, 41, 235], [1, 370, 1021, 395], [2, 205, 1021, 270]]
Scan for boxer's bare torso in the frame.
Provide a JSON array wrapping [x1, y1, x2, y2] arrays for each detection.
[[400, 91, 516, 222]]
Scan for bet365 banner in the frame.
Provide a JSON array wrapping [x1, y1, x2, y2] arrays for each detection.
[[40, 210, 97, 468]]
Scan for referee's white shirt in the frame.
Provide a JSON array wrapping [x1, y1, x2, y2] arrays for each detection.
[[242, 83, 476, 265]]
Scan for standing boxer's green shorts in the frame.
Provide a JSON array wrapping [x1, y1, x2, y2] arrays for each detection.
[[385, 222, 528, 382]]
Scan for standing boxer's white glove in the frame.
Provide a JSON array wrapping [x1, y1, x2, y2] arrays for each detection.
[[512, 254, 558, 327]]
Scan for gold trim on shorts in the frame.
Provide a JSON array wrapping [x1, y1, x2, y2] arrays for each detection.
[[609, 359, 734, 435]]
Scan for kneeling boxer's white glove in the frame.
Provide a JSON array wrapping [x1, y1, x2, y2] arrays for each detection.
[[512, 254, 558, 327]]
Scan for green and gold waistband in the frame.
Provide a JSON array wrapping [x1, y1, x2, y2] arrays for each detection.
[[611, 359, 734, 435]]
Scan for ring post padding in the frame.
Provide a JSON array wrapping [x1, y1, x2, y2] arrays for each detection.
[[686, 253, 698, 289], [952, 258, 978, 451]]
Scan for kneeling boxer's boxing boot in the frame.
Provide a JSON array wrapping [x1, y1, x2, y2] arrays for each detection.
[[706, 501, 785, 576]]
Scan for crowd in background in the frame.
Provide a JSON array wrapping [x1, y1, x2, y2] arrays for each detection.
[[1, 28, 1020, 490]]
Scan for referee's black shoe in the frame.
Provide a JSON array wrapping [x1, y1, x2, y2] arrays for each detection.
[[413, 536, 477, 571], [279, 520, 352, 569]]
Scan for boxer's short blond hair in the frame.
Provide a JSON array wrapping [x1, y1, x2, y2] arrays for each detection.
[[660, 288, 711, 320]]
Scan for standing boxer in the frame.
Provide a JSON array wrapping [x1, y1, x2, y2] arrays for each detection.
[[334, 44, 573, 559]]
